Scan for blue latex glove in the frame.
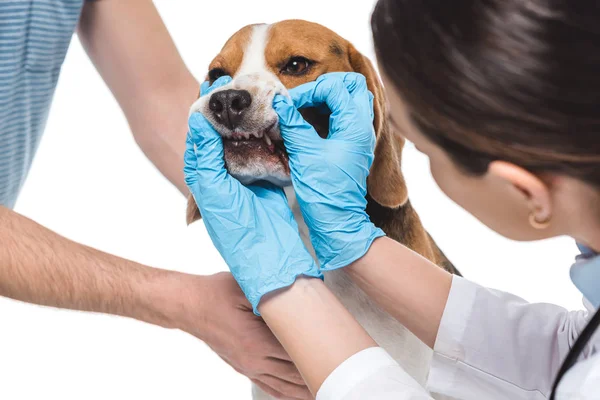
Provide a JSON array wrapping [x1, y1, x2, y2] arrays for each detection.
[[184, 77, 322, 315], [273, 72, 385, 271]]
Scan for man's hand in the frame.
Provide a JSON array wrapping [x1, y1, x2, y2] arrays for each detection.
[[0, 207, 309, 399], [178, 273, 310, 400]]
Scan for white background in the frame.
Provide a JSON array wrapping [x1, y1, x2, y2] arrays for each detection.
[[0, 0, 583, 399]]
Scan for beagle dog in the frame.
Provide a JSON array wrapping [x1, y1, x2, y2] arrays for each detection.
[[187, 20, 459, 400]]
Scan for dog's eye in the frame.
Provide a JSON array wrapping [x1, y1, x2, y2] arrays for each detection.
[[282, 57, 312, 76], [208, 68, 228, 83]]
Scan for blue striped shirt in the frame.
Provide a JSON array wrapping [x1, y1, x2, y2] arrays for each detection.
[[0, 0, 84, 208]]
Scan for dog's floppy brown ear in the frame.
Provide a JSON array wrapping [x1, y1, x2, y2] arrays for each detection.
[[186, 194, 202, 225], [348, 44, 408, 209]]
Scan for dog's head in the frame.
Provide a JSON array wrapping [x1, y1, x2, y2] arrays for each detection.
[[187, 20, 408, 223]]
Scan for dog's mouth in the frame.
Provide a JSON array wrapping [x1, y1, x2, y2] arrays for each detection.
[[219, 120, 291, 184], [217, 108, 330, 186], [222, 133, 289, 171]]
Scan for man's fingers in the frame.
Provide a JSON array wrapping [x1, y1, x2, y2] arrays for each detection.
[[260, 330, 293, 362], [265, 357, 306, 386], [254, 375, 312, 400], [245, 313, 294, 362], [252, 379, 289, 400]]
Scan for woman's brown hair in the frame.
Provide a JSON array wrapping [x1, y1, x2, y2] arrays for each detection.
[[371, 0, 600, 188]]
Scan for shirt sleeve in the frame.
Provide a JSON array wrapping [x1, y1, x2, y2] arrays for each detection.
[[427, 276, 593, 400], [316, 347, 434, 400]]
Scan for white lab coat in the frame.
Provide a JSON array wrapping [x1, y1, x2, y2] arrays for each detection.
[[316, 276, 600, 400]]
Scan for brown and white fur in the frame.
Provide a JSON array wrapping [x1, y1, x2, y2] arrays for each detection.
[[187, 20, 459, 399]]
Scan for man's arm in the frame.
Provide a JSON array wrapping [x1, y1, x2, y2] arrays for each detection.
[[77, 0, 199, 194], [0, 206, 307, 398], [0, 206, 188, 327]]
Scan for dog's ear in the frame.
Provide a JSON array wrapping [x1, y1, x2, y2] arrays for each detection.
[[348, 44, 408, 209], [186, 194, 202, 225]]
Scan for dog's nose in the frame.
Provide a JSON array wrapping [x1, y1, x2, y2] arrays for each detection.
[[208, 89, 252, 130]]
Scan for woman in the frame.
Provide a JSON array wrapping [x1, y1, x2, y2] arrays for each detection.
[[184, 0, 600, 399]]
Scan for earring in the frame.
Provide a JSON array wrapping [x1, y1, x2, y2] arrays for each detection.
[[529, 212, 551, 230]]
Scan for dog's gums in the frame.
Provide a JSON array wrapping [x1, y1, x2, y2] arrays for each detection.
[[222, 134, 289, 176]]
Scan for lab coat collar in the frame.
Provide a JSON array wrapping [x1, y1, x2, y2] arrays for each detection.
[[571, 243, 600, 309]]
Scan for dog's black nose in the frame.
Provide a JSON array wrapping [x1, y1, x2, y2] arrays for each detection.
[[209, 89, 252, 130]]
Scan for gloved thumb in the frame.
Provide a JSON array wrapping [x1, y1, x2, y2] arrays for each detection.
[[273, 94, 320, 152]]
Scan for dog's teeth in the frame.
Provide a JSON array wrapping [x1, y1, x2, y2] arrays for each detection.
[[233, 141, 239, 147], [264, 135, 275, 153], [243, 132, 250, 140]]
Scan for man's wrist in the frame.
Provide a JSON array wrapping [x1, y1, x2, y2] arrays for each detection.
[[133, 268, 210, 333]]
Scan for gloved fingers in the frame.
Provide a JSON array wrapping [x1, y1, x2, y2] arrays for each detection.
[[186, 113, 230, 185], [368, 91, 375, 122], [338, 72, 374, 123], [247, 182, 287, 203], [308, 76, 366, 140], [273, 94, 321, 149], [200, 75, 233, 97], [338, 72, 368, 98], [199, 81, 211, 97], [286, 79, 322, 110], [309, 73, 375, 128], [183, 129, 199, 187], [247, 183, 295, 224], [286, 72, 353, 109]]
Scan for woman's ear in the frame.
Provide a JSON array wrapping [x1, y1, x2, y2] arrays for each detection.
[[348, 43, 408, 208], [488, 161, 552, 223]]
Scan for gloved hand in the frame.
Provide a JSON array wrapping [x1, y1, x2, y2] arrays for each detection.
[[273, 72, 385, 271], [184, 77, 322, 315]]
